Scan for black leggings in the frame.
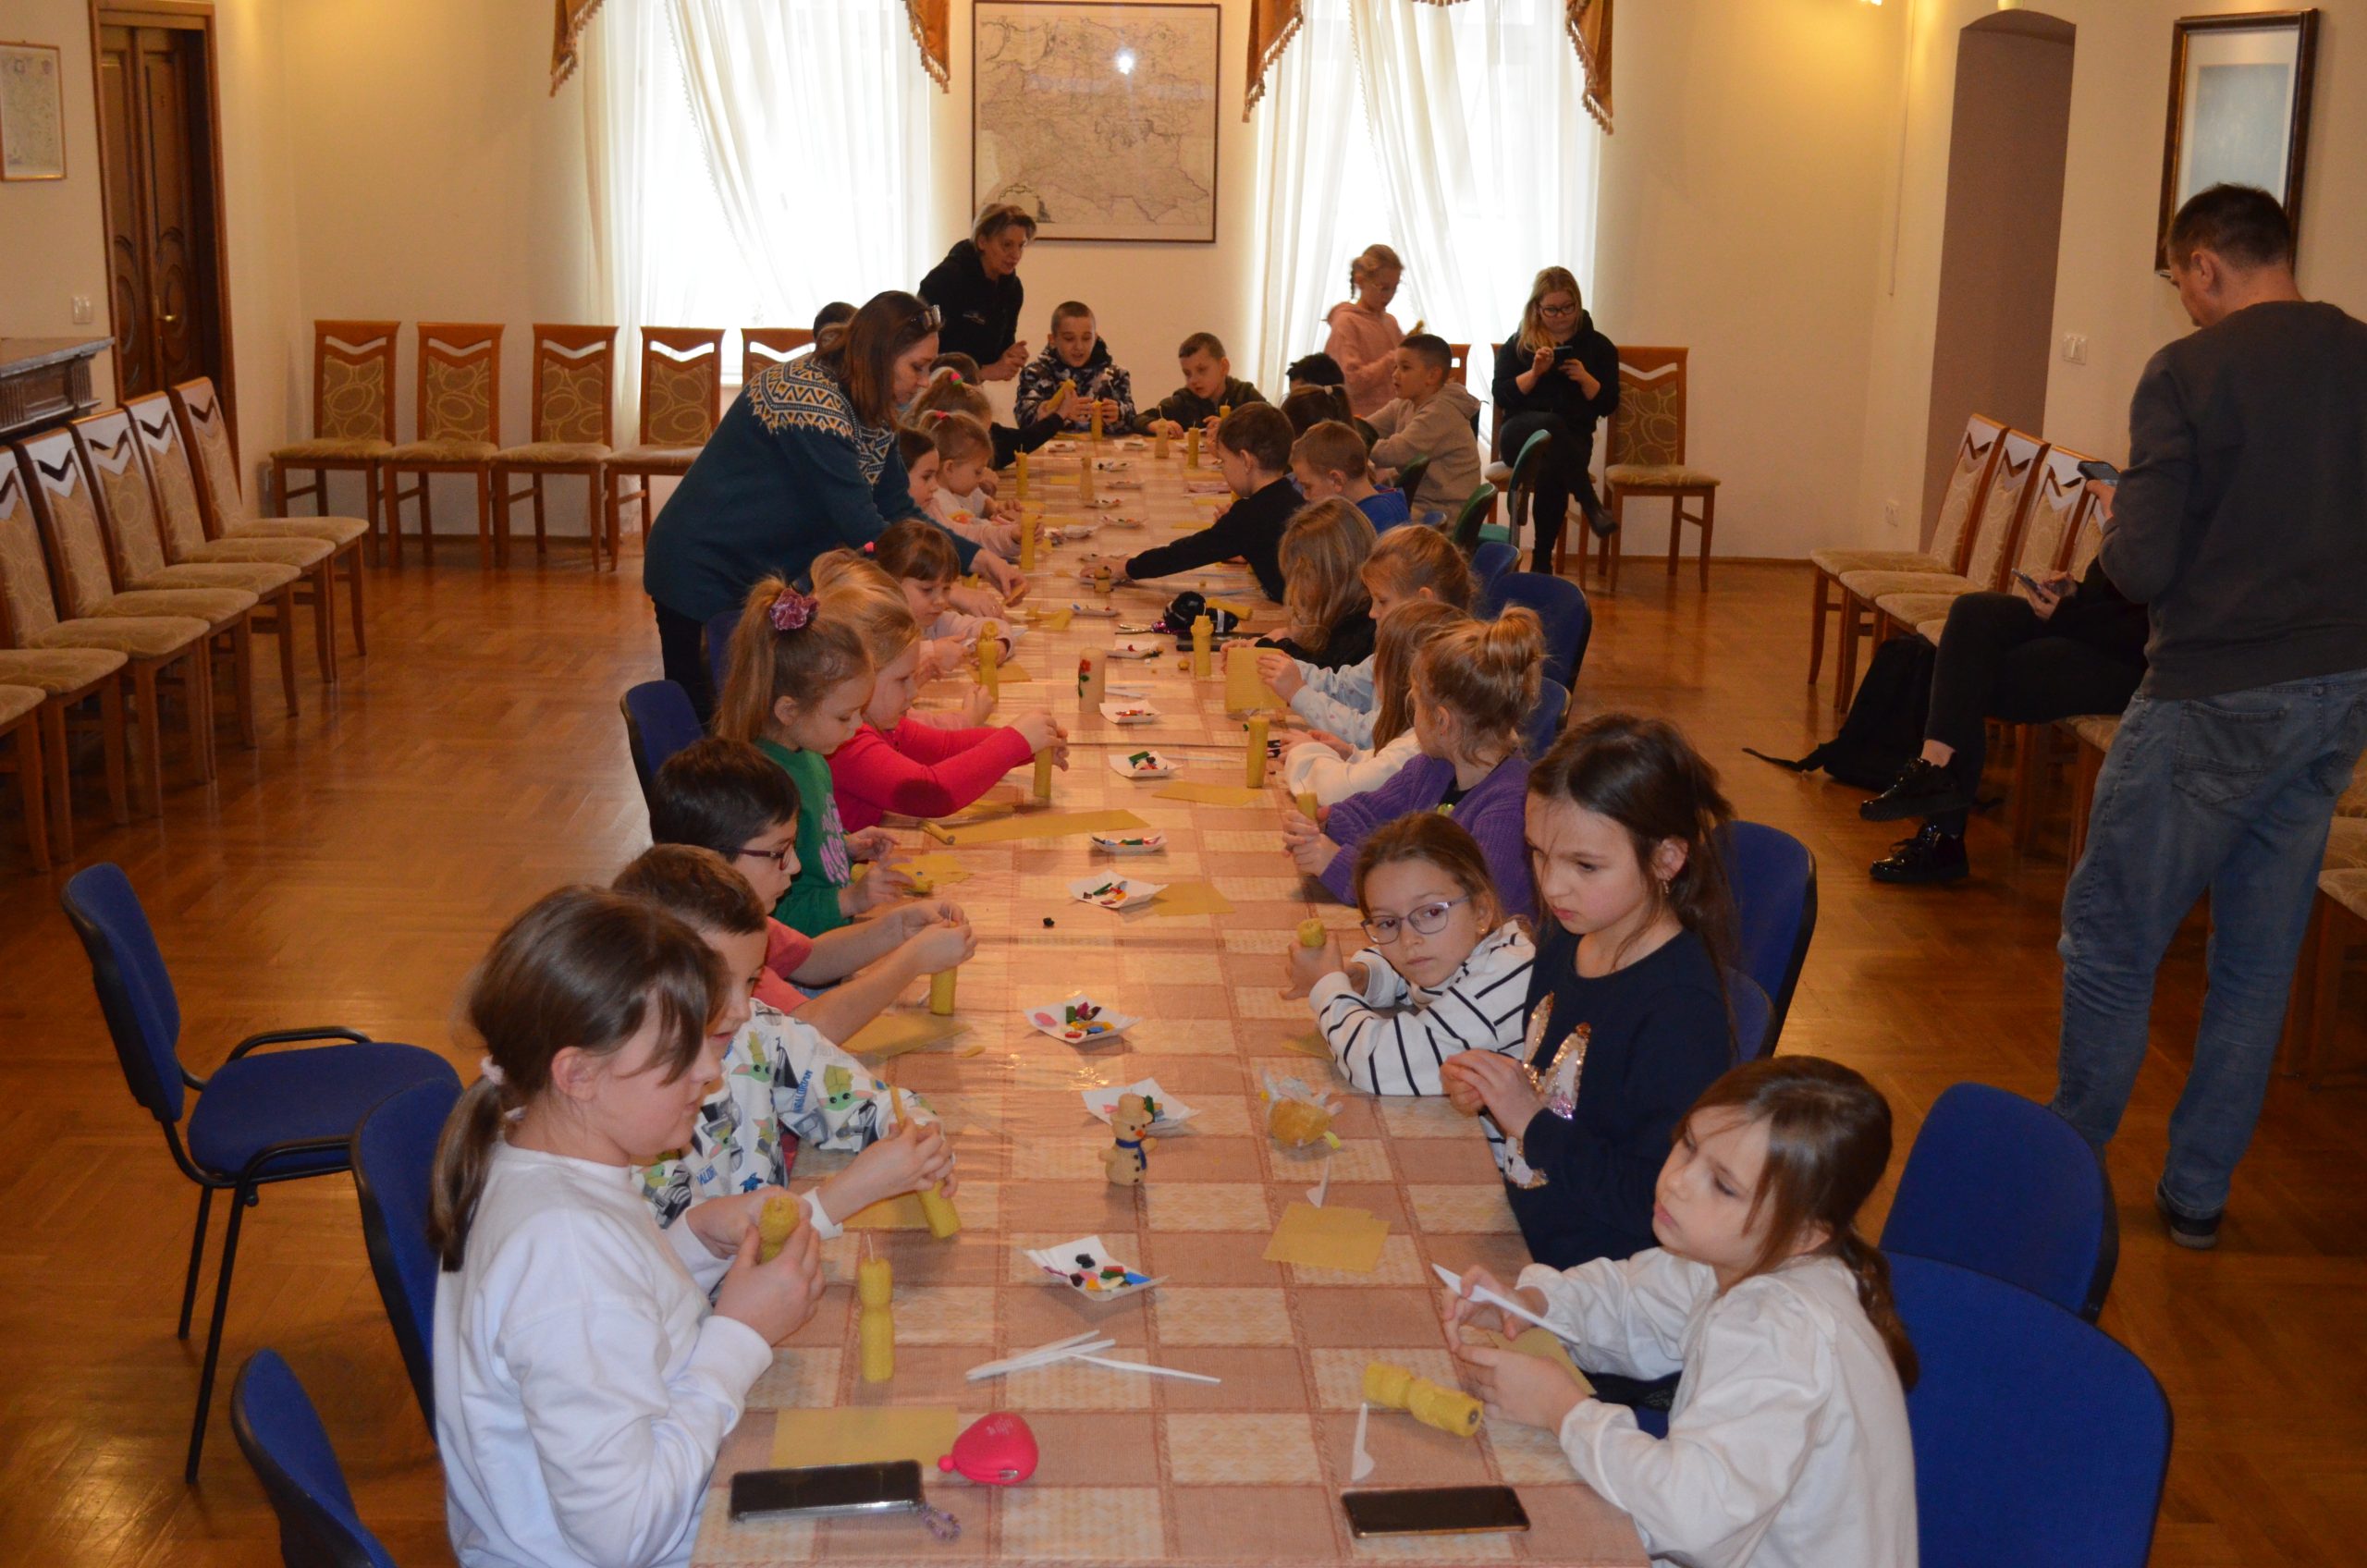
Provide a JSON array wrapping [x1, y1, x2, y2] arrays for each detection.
[[655, 599, 717, 726], [1498, 410, 1600, 572], [1924, 591, 2144, 831]]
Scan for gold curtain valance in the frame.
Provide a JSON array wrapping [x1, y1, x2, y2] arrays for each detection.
[[553, 0, 952, 94], [1245, 0, 1612, 129], [551, 0, 603, 94]]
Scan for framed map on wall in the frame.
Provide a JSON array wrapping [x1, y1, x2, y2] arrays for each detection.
[[0, 41, 67, 182], [973, 1, 1220, 244]]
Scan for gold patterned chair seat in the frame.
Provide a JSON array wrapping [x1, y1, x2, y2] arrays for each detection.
[[186, 534, 335, 570], [1841, 569, 1978, 600], [1810, 546, 1952, 576], [1606, 462, 1721, 489], [0, 682, 42, 727], [129, 559, 301, 594], [610, 444, 702, 472], [2324, 867, 2367, 920], [493, 441, 612, 467], [1875, 591, 1965, 630], [230, 516, 370, 548], [269, 436, 393, 462], [29, 615, 212, 658], [1915, 618, 1949, 644], [0, 646, 128, 692], [2339, 756, 2367, 818], [2322, 817, 2367, 874], [88, 587, 258, 625], [386, 438, 498, 464]]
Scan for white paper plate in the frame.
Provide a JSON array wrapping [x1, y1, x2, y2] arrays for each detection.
[[1026, 1234, 1159, 1299], [1068, 874, 1164, 912], [1082, 1078, 1196, 1131], [1023, 995, 1139, 1045], [1089, 830, 1168, 854], [1099, 701, 1159, 726], [1107, 750, 1173, 780]]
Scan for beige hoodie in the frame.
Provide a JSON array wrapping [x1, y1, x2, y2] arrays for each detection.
[[1367, 381, 1484, 515]]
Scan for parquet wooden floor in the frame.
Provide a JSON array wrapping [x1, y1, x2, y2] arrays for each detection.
[[1, 550, 2360, 1566]]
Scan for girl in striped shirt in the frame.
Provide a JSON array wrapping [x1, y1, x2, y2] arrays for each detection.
[[1282, 814, 1535, 1106]]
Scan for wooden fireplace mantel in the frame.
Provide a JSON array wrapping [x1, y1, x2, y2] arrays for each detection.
[[0, 337, 110, 442]]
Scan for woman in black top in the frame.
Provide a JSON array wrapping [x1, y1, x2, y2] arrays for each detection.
[[1491, 266, 1621, 572], [918, 204, 1036, 382]]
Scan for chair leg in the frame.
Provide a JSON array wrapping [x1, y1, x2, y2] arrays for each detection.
[[1697, 491, 1714, 591], [1834, 602, 1862, 713], [1808, 569, 1831, 682], [1607, 491, 1624, 594], [345, 543, 367, 657], [475, 470, 493, 570], [1668, 496, 1682, 578], [130, 665, 165, 816], [382, 467, 403, 570], [40, 703, 74, 861], [311, 560, 339, 685], [184, 1182, 251, 1484], [604, 473, 621, 572], [272, 588, 299, 716], [98, 678, 128, 824], [185, 645, 215, 785], [177, 1185, 215, 1340], [533, 473, 548, 561], [12, 711, 47, 873]]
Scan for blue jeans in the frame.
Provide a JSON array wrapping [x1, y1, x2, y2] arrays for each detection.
[[2053, 668, 2367, 1219]]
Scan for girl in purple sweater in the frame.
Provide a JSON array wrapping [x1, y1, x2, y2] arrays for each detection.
[[1285, 608, 1544, 921]]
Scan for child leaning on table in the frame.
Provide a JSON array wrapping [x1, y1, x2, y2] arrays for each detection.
[[1254, 498, 1378, 671], [430, 887, 824, 1568], [920, 410, 1023, 559], [1446, 1057, 1919, 1568], [614, 846, 961, 1235], [1281, 598, 1464, 808], [872, 519, 1008, 722], [1292, 417, 1411, 533], [1282, 813, 1535, 1095], [1261, 522, 1475, 752]]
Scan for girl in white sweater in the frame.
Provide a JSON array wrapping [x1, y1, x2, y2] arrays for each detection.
[[1446, 1057, 1920, 1568], [430, 888, 827, 1568], [1282, 598, 1466, 807], [1282, 812, 1534, 1096]]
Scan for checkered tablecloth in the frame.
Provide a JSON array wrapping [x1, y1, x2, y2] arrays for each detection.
[[692, 443, 1644, 1568]]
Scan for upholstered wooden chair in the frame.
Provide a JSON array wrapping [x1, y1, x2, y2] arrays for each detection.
[[129, 392, 340, 686], [268, 321, 399, 564], [0, 681, 46, 870], [742, 327, 815, 387], [1584, 347, 1721, 593], [20, 427, 260, 766], [0, 449, 207, 817], [0, 635, 123, 861], [1445, 342, 1471, 386], [2281, 818, 2367, 1085], [1809, 413, 2006, 690], [378, 323, 503, 568], [1865, 430, 2047, 644], [491, 325, 618, 568], [606, 328, 725, 570], [76, 409, 302, 717]]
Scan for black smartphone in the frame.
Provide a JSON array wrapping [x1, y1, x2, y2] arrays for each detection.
[[2012, 570, 2062, 599], [1342, 1486, 1531, 1538], [2075, 458, 2121, 486], [1552, 343, 1586, 361], [728, 1461, 926, 1523]]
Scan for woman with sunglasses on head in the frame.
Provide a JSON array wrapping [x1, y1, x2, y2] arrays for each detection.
[[1491, 266, 1620, 571], [644, 290, 1027, 721]]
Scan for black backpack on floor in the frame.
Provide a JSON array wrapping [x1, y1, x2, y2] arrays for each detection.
[[1748, 635, 1935, 793]]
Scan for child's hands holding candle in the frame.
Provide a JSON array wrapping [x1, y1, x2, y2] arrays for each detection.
[[1012, 710, 1070, 767], [678, 1186, 790, 1260], [1439, 1050, 1545, 1140], [714, 1214, 824, 1344], [1453, 1336, 1588, 1432], [1282, 807, 1340, 876], [1257, 650, 1306, 699]]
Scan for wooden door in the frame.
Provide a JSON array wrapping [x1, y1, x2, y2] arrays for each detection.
[[95, 16, 227, 406]]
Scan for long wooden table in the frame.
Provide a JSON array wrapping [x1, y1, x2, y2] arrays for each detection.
[[691, 441, 1645, 1567]]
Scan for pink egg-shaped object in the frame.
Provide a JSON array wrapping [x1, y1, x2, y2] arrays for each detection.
[[938, 1412, 1038, 1485]]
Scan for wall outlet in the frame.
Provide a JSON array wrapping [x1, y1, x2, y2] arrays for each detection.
[[1883, 499, 1901, 532], [2061, 332, 2088, 364], [71, 295, 94, 325]]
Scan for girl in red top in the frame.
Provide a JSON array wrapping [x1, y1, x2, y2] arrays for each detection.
[[813, 552, 1068, 830]]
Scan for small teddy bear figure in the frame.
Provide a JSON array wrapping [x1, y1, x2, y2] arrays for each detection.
[[1105, 1093, 1158, 1186]]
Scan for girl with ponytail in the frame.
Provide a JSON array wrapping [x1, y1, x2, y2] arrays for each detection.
[[1286, 607, 1544, 921], [1446, 1056, 1918, 1568], [430, 887, 826, 1568]]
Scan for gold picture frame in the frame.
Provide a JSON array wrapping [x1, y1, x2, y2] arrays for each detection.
[[0, 41, 67, 182], [2155, 10, 2318, 272]]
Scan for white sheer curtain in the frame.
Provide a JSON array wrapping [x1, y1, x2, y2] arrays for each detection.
[[1251, 0, 1601, 405]]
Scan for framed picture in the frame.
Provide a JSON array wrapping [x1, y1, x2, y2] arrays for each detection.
[[2155, 9, 2318, 271], [0, 41, 67, 182], [973, 1, 1220, 244]]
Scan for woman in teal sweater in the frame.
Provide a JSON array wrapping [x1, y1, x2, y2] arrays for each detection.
[[643, 291, 1026, 716]]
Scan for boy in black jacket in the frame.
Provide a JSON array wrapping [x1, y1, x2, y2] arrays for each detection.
[[1144, 333, 1268, 437], [1083, 404, 1301, 603]]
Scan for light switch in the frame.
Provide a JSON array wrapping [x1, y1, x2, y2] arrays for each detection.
[[71, 295, 94, 325]]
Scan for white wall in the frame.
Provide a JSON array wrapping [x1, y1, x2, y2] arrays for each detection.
[[0, 0, 117, 405]]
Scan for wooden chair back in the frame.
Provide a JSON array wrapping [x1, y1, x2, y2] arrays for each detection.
[[638, 328, 726, 447], [1445, 342, 1471, 387], [308, 320, 400, 442], [170, 377, 251, 538], [412, 323, 504, 446], [1605, 347, 1690, 469], [2064, 495, 2105, 578], [2014, 446, 2091, 580], [526, 325, 618, 446], [742, 328, 815, 387], [72, 409, 175, 588], [17, 428, 123, 619], [127, 392, 213, 561], [1964, 430, 2051, 593], [1925, 413, 2009, 570], [0, 450, 65, 643]]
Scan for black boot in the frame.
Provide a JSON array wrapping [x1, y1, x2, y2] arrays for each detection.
[[1871, 823, 1968, 885], [1860, 757, 1977, 824]]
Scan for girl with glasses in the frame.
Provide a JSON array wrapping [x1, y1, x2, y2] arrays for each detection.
[[1491, 265, 1622, 571]]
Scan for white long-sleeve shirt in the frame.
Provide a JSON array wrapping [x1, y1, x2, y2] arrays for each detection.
[[435, 1144, 774, 1568], [1516, 1250, 1918, 1568], [1286, 655, 1377, 747], [1309, 922, 1534, 1094], [1282, 729, 1420, 806]]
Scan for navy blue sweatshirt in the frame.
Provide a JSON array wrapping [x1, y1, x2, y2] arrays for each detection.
[[1506, 925, 1737, 1270], [1122, 475, 1301, 603]]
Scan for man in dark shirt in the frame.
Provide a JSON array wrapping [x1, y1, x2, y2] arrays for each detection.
[[2051, 185, 2367, 1250]]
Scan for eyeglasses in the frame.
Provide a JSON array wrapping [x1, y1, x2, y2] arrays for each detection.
[[1539, 301, 1580, 319], [734, 843, 795, 873], [1360, 896, 1470, 945]]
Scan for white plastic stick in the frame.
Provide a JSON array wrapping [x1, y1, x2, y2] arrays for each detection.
[[964, 1334, 1114, 1381], [1351, 1401, 1375, 1482], [1431, 1263, 1557, 1333], [1075, 1354, 1222, 1385]]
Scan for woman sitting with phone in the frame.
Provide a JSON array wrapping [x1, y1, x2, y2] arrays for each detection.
[[1856, 488, 2148, 884]]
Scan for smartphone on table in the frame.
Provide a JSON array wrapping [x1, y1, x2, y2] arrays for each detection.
[[1342, 1486, 1531, 1538]]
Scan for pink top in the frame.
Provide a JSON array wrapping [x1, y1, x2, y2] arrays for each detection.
[[828, 717, 1036, 831], [756, 918, 814, 1013], [1323, 302, 1405, 417]]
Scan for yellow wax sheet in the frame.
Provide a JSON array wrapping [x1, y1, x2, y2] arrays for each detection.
[[1148, 881, 1236, 918], [1225, 644, 1289, 714], [1485, 1329, 1594, 1396], [1263, 1200, 1388, 1272], [897, 851, 973, 887], [1280, 1030, 1334, 1060], [1155, 781, 1273, 808], [1027, 606, 1075, 631], [842, 1193, 931, 1231], [770, 1407, 961, 1470], [841, 1011, 968, 1061], [978, 664, 1036, 684], [937, 808, 1150, 846]]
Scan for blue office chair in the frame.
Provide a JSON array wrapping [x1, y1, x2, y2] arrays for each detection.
[[1711, 822, 1818, 1057], [353, 1078, 462, 1434], [1500, 428, 1555, 554], [1469, 541, 1517, 618], [60, 864, 458, 1482], [1524, 676, 1569, 760], [231, 1351, 402, 1568], [1890, 1253, 2169, 1568], [1727, 967, 1775, 1064], [1493, 571, 1591, 692], [1883, 1083, 2117, 1320], [1448, 483, 1502, 553], [704, 608, 740, 704], [621, 680, 705, 809]]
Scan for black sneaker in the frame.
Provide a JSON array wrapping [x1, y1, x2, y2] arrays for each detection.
[[2156, 1184, 2222, 1251], [1870, 823, 1968, 885], [1860, 758, 1977, 823]]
